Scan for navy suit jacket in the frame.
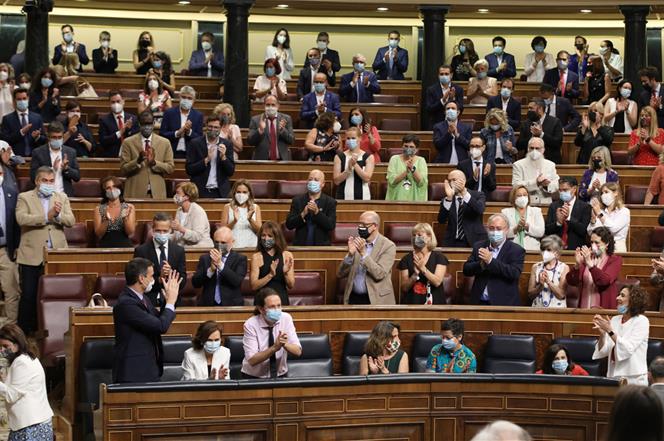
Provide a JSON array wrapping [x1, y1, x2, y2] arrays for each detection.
[[457, 159, 497, 196], [192, 252, 247, 306], [486, 96, 521, 130], [425, 83, 464, 128], [300, 91, 342, 129], [639, 87, 664, 129], [296, 66, 336, 100], [372, 46, 408, 80], [485, 53, 517, 80], [98, 112, 139, 157], [92, 48, 118, 74], [543, 68, 580, 99], [133, 241, 187, 308], [0, 111, 45, 156], [62, 118, 96, 157], [29, 145, 80, 197], [303, 48, 341, 73], [463, 239, 525, 306], [185, 136, 235, 198], [516, 116, 564, 163], [112, 287, 176, 383], [188, 49, 225, 77], [548, 96, 581, 132], [159, 107, 204, 155], [432, 120, 473, 163], [339, 71, 381, 103], [52, 44, 89, 69], [437, 189, 488, 247], [1, 166, 20, 260]]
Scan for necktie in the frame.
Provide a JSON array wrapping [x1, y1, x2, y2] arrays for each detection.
[[559, 72, 565, 97], [561, 203, 570, 248], [144, 139, 151, 153], [456, 197, 466, 242], [21, 114, 30, 155], [388, 49, 394, 76], [356, 73, 363, 103], [268, 327, 278, 378], [214, 269, 222, 305], [159, 245, 167, 267], [474, 161, 482, 191], [117, 115, 124, 143], [546, 104, 551, 115], [269, 118, 278, 160]]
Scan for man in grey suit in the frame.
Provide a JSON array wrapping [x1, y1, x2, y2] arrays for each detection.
[[650, 356, 664, 409], [247, 95, 294, 161]]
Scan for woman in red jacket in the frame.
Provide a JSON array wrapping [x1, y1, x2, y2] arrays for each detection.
[[536, 343, 589, 376], [566, 226, 622, 309]]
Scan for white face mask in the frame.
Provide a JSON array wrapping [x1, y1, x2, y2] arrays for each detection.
[[148, 79, 159, 90], [333, 121, 342, 133], [542, 250, 556, 263], [470, 148, 483, 159], [601, 192, 615, 207], [0, 72, 8, 81], [111, 102, 123, 114], [529, 149, 542, 161], [100, 40, 110, 49], [515, 195, 529, 209], [235, 193, 249, 205]]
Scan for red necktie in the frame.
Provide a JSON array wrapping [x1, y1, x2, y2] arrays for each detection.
[[559, 71, 565, 97], [269, 118, 278, 160], [562, 221, 569, 248], [117, 116, 124, 142]]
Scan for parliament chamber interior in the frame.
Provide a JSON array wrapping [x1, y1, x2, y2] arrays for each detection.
[[0, 0, 662, 440]]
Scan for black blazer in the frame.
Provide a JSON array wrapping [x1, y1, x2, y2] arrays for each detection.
[[1, 166, 20, 260], [29, 145, 80, 197], [92, 48, 119, 74], [185, 136, 235, 198], [0, 111, 46, 156], [29, 90, 60, 123], [133, 241, 187, 307], [463, 240, 525, 306], [544, 198, 591, 250], [486, 95, 521, 130], [98, 112, 139, 157], [432, 119, 473, 163], [303, 48, 341, 73], [62, 118, 96, 158], [549, 96, 581, 132], [543, 68, 580, 99], [192, 251, 247, 306], [296, 66, 336, 100], [437, 189, 488, 247], [639, 87, 664, 129], [457, 159, 496, 196], [112, 287, 176, 383], [516, 116, 564, 163], [425, 82, 464, 128], [285, 193, 337, 246]]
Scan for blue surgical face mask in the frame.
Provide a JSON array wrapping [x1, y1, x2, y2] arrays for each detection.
[[441, 338, 457, 351], [439, 75, 451, 85], [41, 78, 53, 88], [458, 44, 466, 54], [446, 108, 457, 121], [204, 340, 221, 354], [552, 360, 568, 374], [16, 100, 29, 112], [488, 230, 504, 245], [49, 139, 63, 150], [354, 62, 365, 72], [152, 60, 162, 69], [307, 180, 321, 193], [534, 45, 545, 53], [154, 232, 170, 245], [266, 308, 282, 323], [314, 82, 326, 93], [350, 114, 363, 126], [388, 39, 399, 48], [265, 67, 276, 77], [346, 138, 358, 150], [559, 191, 572, 202], [500, 88, 512, 98], [39, 183, 55, 197], [477, 71, 487, 80], [617, 304, 628, 314], [620, 88, 631, 99], [180, 98, 193, 110], [493, 45, 504, 55]]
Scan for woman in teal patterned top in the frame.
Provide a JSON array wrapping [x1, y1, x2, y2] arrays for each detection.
[[426, 318, 477, 373]]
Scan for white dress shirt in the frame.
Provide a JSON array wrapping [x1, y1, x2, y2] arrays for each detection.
[[206, 136, 219, 189], [523, 52, 554, 82], [49, 148, 64, 193], [176, 110, 191, 152], [587, 206, 630, 252], [593, 314, 649, 385]]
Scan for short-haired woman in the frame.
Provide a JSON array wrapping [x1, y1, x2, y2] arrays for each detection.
[[222, 180, 262, 249], [398, 223, 448, 304], [426, 318, 477, 373], [359, 321, 409, 375], [467, 59, 497, 105], [528, 235, 569, 308], [213, 103, 243, 160], [575, 101, 614, 164], [587, 182, 630, 252], [592, 285, 650, 385], [253, 58, 288, 102], [172, 182, 213, 248], [93, 176, 135, 247], [480, 108, 517, 164], [578, 146, 619, 202], [0, 323, 54, 440], [181, 320, 230, 380], [386, 134, 428, 201], [250, 221, 294, 305], [501, 185, 545, 251], [536, 343, 588, 375], [348, 107, 381, 163]]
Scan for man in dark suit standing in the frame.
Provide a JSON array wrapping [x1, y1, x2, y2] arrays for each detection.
[[0, 151, 21, 324], [543, 51, 580, 100], [517, 98, 564, 163], [425, 64, 464, 128], [300, 73, 342, 129], [113, 257, 181, 383], [438, 170, 487, 248], [159, 86, 204, 159], [247, 95, 294, 161], [297, 47, 336, 100], [285, 169, 336, 246], [52, 24, 89, 71], [463, 213, 525, 306], [29, 121, 80, 197], [372, 30, 409, 80], [432, 102, 473, 164], [133, 213, 186, 307], [639, 66, 664, 128], [1, 88, 45, 157], [485, 36, 516, 81], [303, 32, 341, 74], [187, 32, 225, 78], [98, 90, 139, 157], [339, 54, 381, 103], [544, 176, 591, 250], [486, 78, 521, 130], [185, 115, 235, 199], [457, 137, 496, 197], [192, 226, 247, 306], [539, 83, 580, 132]]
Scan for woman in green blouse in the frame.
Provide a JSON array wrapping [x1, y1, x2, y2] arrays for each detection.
[[385, 134, 428, 201]]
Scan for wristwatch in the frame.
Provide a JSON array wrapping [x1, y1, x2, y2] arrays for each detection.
[[410, 166, 416, 173], [608, 331, 615, 336]]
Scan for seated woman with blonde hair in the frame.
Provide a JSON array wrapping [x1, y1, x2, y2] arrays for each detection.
[[578, 146, 619, 202], [172, 181, 214, 248]]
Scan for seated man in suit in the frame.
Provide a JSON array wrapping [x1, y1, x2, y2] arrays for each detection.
[[486, 78, 521, 130], [425, 64, 464, 128], [438, 169, 487, 248], [639, 66, 664, 129], [512, 137, 560, 205], [98, 90, 139, 158], [29, 121, 80, 197], [432, 101, 472, 164], [133, 212, 187, 307], [0, 163, 21, 325], [539, 83, 580, 133], [338, 210, 396, 305], [297, 47, 336, 100], [192, 226, 247, 307], [339, 54, 381, 103], [185, 114, 235, 199], [16, 166, 75, 333], [52, 24, 89, 71], [300, 72, 342, 129], [484, 36, 516, 81], [159, 85, 204, 159], [650, 356, 664, 407], [303, 32, 341, 74], [543, 51, 580, 100], [188, 32, 225, 78], [457, 136, 496, 197], [516, 98, 563, 163], [544, 176, 591, 250], [113, 257, 181, 383], [120, 111, 175, 199], [372, 30, 409, 80], [285, 169, 336, 246], [463, 213, 525, 306], [1, 88, 45, 157], [247, 95, 294, 161]]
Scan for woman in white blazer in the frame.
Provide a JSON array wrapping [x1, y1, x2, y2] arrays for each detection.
[[182, 321, 231, 380], [592, 285, 650, 385], [172, 182, 214, 248], [501, 185, 545, 251], [0, 324, 54, 440]]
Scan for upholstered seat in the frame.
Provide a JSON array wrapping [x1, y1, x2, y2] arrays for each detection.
[[341, 332, 370, 375], [552, 337, 604, 376], [287, 334, 333, 377], [483, 334, 536, 374], [410, 333, 442, 373]]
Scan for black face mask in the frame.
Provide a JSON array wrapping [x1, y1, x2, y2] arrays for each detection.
[[643, 83, 652, 91], [588, 111, 597, 123], [592, 159, 602, 170], [140, 40, 150, 48], [575, 43, 585, 51], [357, 226, 370, 239], [527, 110, 539, 122]]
